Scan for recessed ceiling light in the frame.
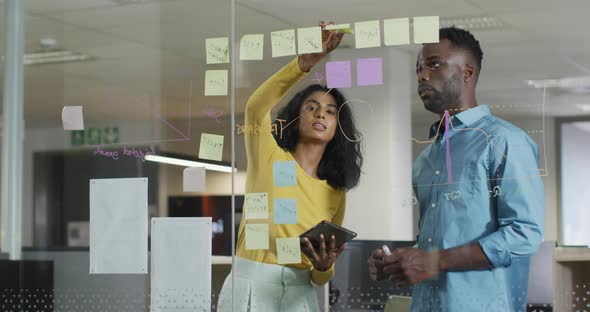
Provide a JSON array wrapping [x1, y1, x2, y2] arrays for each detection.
[[526, 76, 590, 93], [439, 16, 504, 31], [23, 50, 92, 66]]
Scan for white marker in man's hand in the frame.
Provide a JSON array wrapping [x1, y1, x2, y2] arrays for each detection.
[[382, 245, 392, 256]]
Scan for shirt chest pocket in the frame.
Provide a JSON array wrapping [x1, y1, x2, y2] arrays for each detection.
[[439, 162, 479, 201]]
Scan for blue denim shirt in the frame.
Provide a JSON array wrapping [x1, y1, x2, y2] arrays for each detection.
[[411, 105, 544, 311]]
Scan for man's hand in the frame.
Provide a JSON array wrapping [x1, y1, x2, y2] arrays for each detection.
[[298, 21, 345, 72], [384, 247, 440, 286], [302, 234, 345, 272], [368, 249, 388, 281]]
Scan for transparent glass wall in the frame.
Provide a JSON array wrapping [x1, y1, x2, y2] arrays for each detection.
[[6, 0, 233, 311], [0, 0, 588, 311]]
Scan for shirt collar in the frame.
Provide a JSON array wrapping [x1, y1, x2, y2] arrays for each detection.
[[454, 104, 491, 127], [428, 105, 491, 138]]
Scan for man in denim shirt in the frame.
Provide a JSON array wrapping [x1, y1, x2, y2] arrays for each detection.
[[368, 27, 544, 311]]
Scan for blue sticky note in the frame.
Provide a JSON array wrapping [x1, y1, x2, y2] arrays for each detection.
[[273, 161, 296, 187], [274, 199, 297, 224]]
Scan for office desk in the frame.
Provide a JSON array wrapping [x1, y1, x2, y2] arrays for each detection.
[[552, 247, 590, 311]]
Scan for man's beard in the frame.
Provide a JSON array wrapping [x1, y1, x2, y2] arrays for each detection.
[[421, 79, 461, 114]]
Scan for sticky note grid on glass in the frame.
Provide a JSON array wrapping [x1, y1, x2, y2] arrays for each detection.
[[413, 16, 439, 44], [357, 57, 383, 86], [325, 61, 352, 89], [273, 161, 297, 187], [271, 29, 296, 58], [240, 34, 264, 60], [204, 70, 228, 96], [245, 224, 269, 250], [199, 133, 224, 161], [274, 198, 297, 224], [384, 18, 410, 46], [355, 20, 381, 48], [206, 37, 229, 64], [244, 193, 269, 220], [276, 237, 301, 264], [297, 26, 322, 54]]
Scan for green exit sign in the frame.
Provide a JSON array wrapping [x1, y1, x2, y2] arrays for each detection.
[[71, 127, 120, 146]]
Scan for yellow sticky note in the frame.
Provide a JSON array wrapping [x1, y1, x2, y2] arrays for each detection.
[[240, 34, 264, 61], [204, 70, 228, 96], [206, 37, 229, 64], [297, 26, 322, 54], [245, 224, 269, 250], [354, 20, 381, 49], [325, 23, 351, 31], [276, 237, 301, 264], [384, 18, 410, 46], [413, 16, 439, 44], [199, 133, 224, 161], [244, 193, 269, 220], [271, 29, 296, 58]]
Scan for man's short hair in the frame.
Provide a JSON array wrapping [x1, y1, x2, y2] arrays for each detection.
[[440, 26, 484, 73]]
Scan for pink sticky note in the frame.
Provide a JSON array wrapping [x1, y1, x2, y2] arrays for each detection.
[[325, 61, 352, 89], [357, 57, 383, 86]]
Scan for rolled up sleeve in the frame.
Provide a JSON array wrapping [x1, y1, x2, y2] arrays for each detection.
[[478, 131, 544, 268]]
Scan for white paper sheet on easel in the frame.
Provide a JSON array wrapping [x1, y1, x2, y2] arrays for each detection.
[[150, 217, 212, 312], [89, 177, 148, 274]]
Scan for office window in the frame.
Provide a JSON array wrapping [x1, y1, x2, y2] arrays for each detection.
[[560, 120, 590, 246]]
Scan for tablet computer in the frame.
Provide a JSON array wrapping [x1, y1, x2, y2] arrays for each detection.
[[299, 220, 357, 250]]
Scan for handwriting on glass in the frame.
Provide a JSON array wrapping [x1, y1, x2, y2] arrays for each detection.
[[276, 168, 295, 185], [241, 39, 261, 49], [236, 119, 286, 139], [203, 105, 223, 123], [401, 196, 418, 208], [276, 200, 296, 217], [201, 135, 223, 150], [207, 45, 229, 64], [206, 77, 226, 89], [488, 186, 501, 198], [359, 28, 379, 39], [94, 146, 155, 161], [278, 241, 299, 257], [272, 31, 295, 49], [310, 72, 324, 83], [305, 37, 320, 50], [444, 191, 461, 201], [245, 193, 268, 217]]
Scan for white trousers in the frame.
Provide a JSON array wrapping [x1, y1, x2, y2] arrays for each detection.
[[216, 257, 320, 312]]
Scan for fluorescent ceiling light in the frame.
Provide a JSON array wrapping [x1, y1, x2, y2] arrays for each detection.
[[144, 154, 236, 173], [526, 76, 590, 89], [440, 16, 504, 30], [23, 50, 92, 65], [2, 50, 92, 65], [576, 104, 590, 112]]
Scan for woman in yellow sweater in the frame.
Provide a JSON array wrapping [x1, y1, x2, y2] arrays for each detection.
[[217, 24, 363, 311]]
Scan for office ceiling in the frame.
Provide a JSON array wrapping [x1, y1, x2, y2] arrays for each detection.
[[0, 0, 589, 127]]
